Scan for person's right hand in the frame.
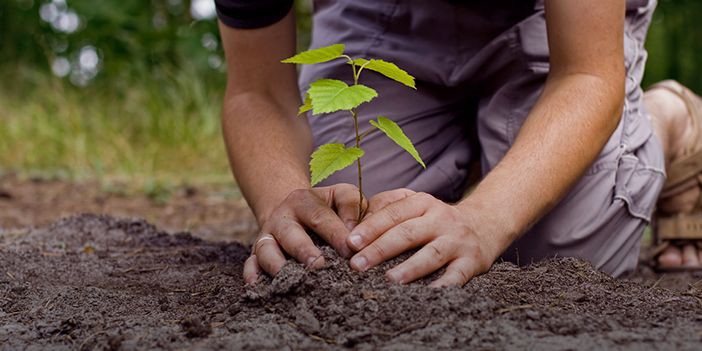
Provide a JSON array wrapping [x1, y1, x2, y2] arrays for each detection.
[[243, 183, 367, 284]]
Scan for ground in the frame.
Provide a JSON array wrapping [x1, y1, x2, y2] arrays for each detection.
[[1, 176, 701, 350]]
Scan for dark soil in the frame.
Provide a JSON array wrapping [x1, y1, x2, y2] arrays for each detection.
[[2, 214, 702, 350], [0, 174, 258, 243]]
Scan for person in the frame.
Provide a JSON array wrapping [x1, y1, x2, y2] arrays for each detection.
[[215, 0, 702, 286]]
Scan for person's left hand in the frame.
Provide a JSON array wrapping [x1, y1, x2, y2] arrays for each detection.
[[346, 189, 503, 287]]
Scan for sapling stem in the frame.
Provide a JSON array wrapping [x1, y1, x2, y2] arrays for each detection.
[[358, 127, 376, 140], [284, 44, 423, 225], [348, 58, 366, 221], [351, 108, 364, 221]]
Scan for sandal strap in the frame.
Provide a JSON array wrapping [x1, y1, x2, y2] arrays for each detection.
[[657, 213, 702, 240]]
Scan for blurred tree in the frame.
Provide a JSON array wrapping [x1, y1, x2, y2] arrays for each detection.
[[643, 0, 702, 92], [0, 0, 699, 92], [0, 0, 224, 88]]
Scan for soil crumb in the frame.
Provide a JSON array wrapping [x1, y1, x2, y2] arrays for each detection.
[[1, 214, 701, 350]]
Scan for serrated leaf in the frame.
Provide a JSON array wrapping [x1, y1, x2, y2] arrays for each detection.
[[281, 44, 345, 64], [353, 58, 416, 89], [298, 93, 312, 115], [369, 116, 425, 168], [307, 79, 377, 114], [310, 144, 364, 186]]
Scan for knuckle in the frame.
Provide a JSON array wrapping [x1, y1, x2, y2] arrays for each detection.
[[335, 183, 357, 193], [391, 188, 414, 197], [287, 188, 308, 202], [427, 244, 444, 263], [454, 264, 471, 283], [370, 242, 388, 260], [384, 205, 404, 224], [307, 207, 330, 230], [278, 223, 307, 255], [395, 224, 415, 245], [414, 191, 433, 203]]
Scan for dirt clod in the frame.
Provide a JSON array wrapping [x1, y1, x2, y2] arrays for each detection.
[[1, 214, 701, 350], [181, 316, 212, 338]]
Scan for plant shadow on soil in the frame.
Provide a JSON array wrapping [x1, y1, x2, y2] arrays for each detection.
[[1, 214, 701, 350]]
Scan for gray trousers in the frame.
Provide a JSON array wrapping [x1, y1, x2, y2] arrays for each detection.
[[299, 0, 665, 277]]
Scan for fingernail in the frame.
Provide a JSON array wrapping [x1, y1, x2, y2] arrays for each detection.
[[348, 234, 363, 249], [386, 270, 403, 283], [350, 255, 368, 271], [345, 221, 356, 232]]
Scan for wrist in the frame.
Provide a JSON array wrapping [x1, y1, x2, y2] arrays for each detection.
[[455, 196, 520, 259]]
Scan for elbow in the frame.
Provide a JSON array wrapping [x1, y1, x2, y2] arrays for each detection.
[[605, 71, 626, 134]]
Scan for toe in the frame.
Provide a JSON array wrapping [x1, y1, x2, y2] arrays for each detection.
[[658, 245, 683, 268], [682, 244, 701, 267]]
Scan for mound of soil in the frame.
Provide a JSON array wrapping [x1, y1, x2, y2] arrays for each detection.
[[1, 214, 701, 350]]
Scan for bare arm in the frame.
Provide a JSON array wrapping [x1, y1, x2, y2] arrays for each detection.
[[219, 12, 363, 283], [458, 0, 626, 250], [219, 12, 311, 224], [346, 0, 626, 286]]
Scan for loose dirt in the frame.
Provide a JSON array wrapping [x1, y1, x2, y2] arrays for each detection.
[[0, 174, 258, 243], [1, 214, 701, 350]]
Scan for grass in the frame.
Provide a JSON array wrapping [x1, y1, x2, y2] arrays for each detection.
[[0, 65, 233, 189]]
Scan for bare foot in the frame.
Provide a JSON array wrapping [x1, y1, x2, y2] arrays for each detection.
[[645, 81, 702, 269]]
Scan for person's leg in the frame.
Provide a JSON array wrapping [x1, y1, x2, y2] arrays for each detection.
[[645, 82, 702, 267], [466, 0, 664, 276], [298, 1, 479, 202]]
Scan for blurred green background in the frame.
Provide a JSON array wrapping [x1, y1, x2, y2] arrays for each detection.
[[0, 0, 699, 187]]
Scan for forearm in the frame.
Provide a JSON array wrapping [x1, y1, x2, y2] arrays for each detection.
[[458, 73, 624, 252], [218, 12, 312, 225], [222, 93, 313, 225]]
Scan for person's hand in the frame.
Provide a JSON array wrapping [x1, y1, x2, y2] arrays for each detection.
[[346, 189, 503, 287], [243, 183, 366, 284]]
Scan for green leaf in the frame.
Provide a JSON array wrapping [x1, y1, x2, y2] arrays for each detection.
[[353, 58, 416, 89], [281, 44, 345, 64], [369, 116, 425, 168], [307, 79, 377, 114], [298, 93, 312, 115], [309, 144, 364, 186]]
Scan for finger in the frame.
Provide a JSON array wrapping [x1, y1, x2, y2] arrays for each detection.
[[255, 236, 287, 277], [365, 188, 415, 217], [329, 184, 367, 232], [349, 217, 430, 271], [385, 238, 454, 284], [295, 189, 352, 257], [243, 255, 262, 285], [272, 219, 325, 269], [429, 258, 475, 287], [347, 192, 431, 251]]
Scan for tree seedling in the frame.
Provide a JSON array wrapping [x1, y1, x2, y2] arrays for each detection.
[[282, 44, 425, 221]]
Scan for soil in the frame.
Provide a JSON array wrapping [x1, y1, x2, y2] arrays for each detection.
[[2, 214, 702, 350], [0, 174, 258, 244]]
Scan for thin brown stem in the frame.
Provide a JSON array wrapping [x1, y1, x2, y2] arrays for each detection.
[[358, 126, 377, 141], [352, 109, 364, 222]]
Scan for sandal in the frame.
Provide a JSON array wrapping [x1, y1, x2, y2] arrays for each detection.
[[650, 80, 702, 271]]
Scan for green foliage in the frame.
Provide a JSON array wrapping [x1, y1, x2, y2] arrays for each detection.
[[298, 93, 313, 115], [310, 144, 364, 186], [307, 79, 378, 114], [281, 44, 345, 64], [283, 42, 424, 215], [370, 117, 425, 168], [353, 59, 416, 89], [643, 0, 702, 92]]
